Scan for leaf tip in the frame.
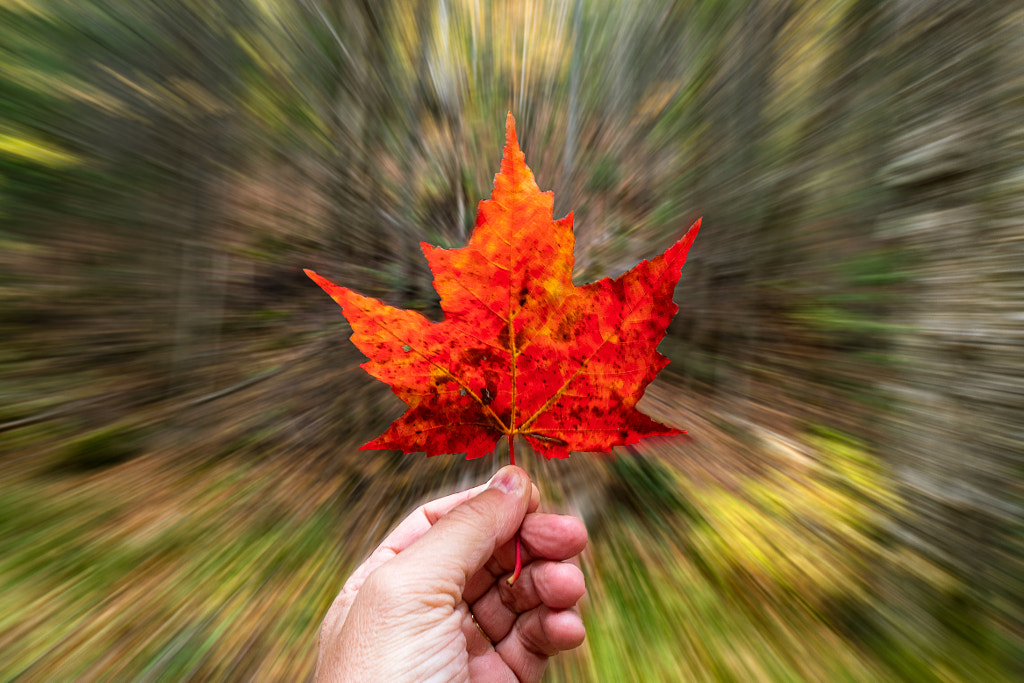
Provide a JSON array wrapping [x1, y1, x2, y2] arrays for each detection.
[[305, 268, 333, 289], [305, 268, 341, 295], [680, 217, 701, 249], [665, 217, 703, 269], [505, 112, 517, 148]]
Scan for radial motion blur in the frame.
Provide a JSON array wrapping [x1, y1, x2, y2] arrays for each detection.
[[1, 1, 1021, 680]]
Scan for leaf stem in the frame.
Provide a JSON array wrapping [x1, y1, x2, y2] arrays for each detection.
[[509, 537, 522, 586], [507, 435, 523, 585]]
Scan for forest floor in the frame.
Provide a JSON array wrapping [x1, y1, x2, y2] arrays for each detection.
[[0, 327, 1015, 681]]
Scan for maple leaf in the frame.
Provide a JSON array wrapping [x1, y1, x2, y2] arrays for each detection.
[[306, 113, 700, 461]]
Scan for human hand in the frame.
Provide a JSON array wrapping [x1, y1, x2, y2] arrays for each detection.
[[315, 465, 588, 682]]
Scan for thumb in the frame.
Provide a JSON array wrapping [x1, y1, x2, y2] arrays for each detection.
[[389, 465, 531, 590]]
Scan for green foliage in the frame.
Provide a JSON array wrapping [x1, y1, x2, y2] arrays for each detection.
[[606, 453, 700, 533], [53, 423, 149, 472], [681, 428, 897, 606], [586, 154, 620, 193], [788, 246, 917, 342], [560, 427, 1018, 682], [0, 461, 352, 681]]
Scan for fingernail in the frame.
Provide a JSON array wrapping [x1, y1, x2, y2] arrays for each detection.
[[487, 466, 522, 495]]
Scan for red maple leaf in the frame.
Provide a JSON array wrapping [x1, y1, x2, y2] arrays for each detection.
[[306, 113, 700, 461]]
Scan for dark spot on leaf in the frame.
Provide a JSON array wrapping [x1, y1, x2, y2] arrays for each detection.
[[462, 347, 487, 365], [481, 387, 494, 405], [514, 326, 528, 348], [555, 316, 575, 343]]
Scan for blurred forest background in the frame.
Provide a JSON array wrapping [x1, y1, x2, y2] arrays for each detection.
[[1, 0, 1022, 680]]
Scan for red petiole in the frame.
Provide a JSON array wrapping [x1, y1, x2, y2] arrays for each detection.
[[506, 436, 523, 586]]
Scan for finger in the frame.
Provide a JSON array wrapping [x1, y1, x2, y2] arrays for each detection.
[[487, 513, 588, 576], [465, 639, 518, 683], [467, 510, 584, 600], [381, 482, 489, 554], [471, 560, 586, 643], [337, 482, 491, 598], [458, 603, 494, 659], [495, 606, 586, 682], [358, 480, 538, 605], [424, 481, 537, 524], [461, 605, 520, 683], [389, 466, 532, 591], [381, 480, 539, 555], [520, 513, 588, 560]]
